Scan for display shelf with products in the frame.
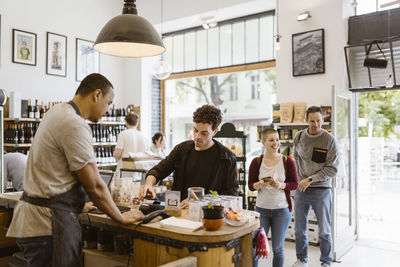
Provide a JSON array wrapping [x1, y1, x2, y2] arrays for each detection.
[[214, 122, 247, 209]]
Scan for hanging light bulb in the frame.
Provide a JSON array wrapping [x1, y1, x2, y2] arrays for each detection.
[[153, 59, 171, 80], [152, 0, 172, 80]]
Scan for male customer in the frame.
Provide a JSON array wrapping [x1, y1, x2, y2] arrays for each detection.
[[292, 106, 339, 267], [7, 73, 143, 267], [4, 152, 27, 191], [113, 111, 148, 173], [140, 105, 238, 208]]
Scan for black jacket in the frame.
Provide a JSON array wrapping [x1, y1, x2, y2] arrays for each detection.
[[147, 140, 238, 198]]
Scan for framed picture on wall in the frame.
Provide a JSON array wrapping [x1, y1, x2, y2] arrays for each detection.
[[75, 38, 100, 82], [46, 32, 67, 77], [12, 29, 37, 66], [292, 28, 325, 76]]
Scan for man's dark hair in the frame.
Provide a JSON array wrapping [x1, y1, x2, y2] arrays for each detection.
[[306, 106, 322, 119], [152, 132, 165, 145], [125, 112, 139, 126], [75, 73, 113, 96], [193, 105, 222, 130]]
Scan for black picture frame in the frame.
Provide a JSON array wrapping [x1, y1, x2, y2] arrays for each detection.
[[46, 32, 67, 77], [292, 28, 325, 76], [75, 38, 100, 82], [12, 29, 37, 66]]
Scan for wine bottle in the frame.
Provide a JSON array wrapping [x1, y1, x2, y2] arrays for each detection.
[[34, 100, 40, 119], [19, 124, 25, 144], [40, 101, 46, 118], [28, 100, 34, 119]]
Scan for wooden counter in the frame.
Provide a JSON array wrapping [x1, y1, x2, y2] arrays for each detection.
[[81, 210, 258, 267], [0, 193, 259, 267]]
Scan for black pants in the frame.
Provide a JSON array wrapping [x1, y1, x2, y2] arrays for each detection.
[[16, 236, 52, 267]]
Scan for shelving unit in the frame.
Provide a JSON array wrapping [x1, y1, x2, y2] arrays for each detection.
[[2, 117, 126, 170], [214, 122, 247, 209]]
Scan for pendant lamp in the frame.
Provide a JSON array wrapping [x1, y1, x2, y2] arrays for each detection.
[[152, 0, 171, 80], [94, 0, 165, 58]]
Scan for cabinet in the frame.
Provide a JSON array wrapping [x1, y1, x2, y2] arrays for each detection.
[[214, 122, 247, 209]]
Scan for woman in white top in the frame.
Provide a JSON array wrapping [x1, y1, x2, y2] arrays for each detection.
[[248, 128, 298, 267], [150, 132, 167, 158]]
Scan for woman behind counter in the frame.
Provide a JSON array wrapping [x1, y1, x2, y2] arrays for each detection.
[[248, 128, 298, 267], [150, 132, 167, 158]]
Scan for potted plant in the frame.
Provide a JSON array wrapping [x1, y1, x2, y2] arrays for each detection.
[[202, 190, 224, 231]]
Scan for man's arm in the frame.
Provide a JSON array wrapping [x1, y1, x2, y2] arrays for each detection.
[[219, 156, 238, 196], [76, 163, 143, 224]]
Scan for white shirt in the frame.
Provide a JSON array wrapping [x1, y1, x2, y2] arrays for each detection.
[[115, 128, 149, 172], [256, 157, 288, 209]]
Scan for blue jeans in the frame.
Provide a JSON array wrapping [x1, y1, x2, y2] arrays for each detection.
[[16, 236, 52, 267], [294, 188, 332, 265], [254, 207, 292, 267]]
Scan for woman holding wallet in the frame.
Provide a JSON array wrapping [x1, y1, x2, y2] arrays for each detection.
[[248, 128, 298, 267]]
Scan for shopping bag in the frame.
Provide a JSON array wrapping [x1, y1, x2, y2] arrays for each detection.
[[254, 226, 270, 259]]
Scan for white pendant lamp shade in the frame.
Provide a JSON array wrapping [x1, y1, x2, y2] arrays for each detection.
[[153, 59, 172, 80], [94, 0, 165, 58]]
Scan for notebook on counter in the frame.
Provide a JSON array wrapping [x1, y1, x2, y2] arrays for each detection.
[[159, 217, 203, 232]]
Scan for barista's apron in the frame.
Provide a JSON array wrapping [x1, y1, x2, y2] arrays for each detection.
[[21, 100, 87, 266], [21, 182, 86, 267]]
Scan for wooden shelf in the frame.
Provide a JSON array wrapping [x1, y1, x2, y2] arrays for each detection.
[[4, 118, 40, 122], [274, 122, 330, 127], [89, 121, 125, 125], [97, 163, 117, 167], [93, 142, 117, 146], [4, 143, 31, 148]]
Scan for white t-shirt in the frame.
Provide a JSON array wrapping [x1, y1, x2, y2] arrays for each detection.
[[115, 128, 149, 171], [256, 157, 288, 210], [7, 102, 96, 238]]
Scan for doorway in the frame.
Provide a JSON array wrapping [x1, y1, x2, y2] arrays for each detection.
[[357, 90, 400, 251]]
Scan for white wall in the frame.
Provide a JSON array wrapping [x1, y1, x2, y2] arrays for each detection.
[[276, 0, 354, 105], [0, 0, 124, 105]]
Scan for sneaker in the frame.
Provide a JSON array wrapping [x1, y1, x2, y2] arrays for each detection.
[[321, 264, 331, 267], [292, 259, 308, 267]]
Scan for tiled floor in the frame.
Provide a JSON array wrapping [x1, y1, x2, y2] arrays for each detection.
[[258, 241, 400, 267]]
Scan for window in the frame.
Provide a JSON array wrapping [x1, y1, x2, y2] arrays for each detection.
[[356, 0, 400, 15], [164, 67, 276, 153], [163, 11, 275, 73], [250, 74, 260, 99]]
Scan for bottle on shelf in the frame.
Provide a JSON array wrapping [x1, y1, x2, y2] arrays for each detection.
[[19, 124, 25, 144], [40, 101, 46, 119], [34, 99, 40, 119], [28, 100, 34, 119]]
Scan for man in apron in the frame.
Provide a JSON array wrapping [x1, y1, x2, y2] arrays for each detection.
[[7, 73, 144, 267]]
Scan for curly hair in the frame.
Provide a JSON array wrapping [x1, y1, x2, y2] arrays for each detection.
[[193, 105, 222, 130]]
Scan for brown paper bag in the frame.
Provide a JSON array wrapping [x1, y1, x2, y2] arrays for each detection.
[[293, 102, 307, 122], [280, 102, 294, 123]]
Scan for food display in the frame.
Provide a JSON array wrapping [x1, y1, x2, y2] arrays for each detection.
[[224, 207, 248, 226]]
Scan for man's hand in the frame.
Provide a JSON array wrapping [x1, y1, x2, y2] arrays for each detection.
[[121, 210, 145, 225], [139, 175, 157, 200], [298, 177, 312, 192], [83, 202, 97, 212], [180, 198, 188, 209]]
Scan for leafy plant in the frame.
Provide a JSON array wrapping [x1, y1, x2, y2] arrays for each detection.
[[207, 190, 219, 209]]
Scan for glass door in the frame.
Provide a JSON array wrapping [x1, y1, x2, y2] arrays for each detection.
[[331, 86, 357, 260]]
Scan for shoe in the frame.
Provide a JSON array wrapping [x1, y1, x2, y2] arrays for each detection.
[[321, 264, 331, 267], [292, 259, 308, 267]]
